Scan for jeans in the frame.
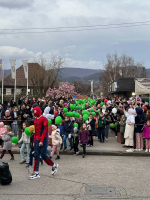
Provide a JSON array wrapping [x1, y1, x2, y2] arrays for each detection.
[[105, 126, 109, 139], [11, 124, 18, 137], [20, 143, 30, 162], [29, 148, 43, 166], [82, 144, 86, 155], [63, 134, 73, 148], [34, 137, 54, 172], [97, 128, 105, 142]]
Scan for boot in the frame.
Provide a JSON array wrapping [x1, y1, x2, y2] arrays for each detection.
[[55, 156, 60, 160]]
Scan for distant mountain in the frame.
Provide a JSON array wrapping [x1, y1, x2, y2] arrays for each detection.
[[60, 68, 103, 78]]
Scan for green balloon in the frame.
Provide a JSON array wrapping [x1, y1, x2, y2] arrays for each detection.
[[100, 102, 104, 106], [72, 111, 76, 116], [55, 116, 62, 125], [74, 123, 78, 128], [82, 110, 87, 115], [25, 127, 31, 136], [75, 113, 80, 118], [115, 122, 118, 126], [90, 108, 94, 112], [92, 112, 96, 117], [70, 104, 74, 109], [68, 112, 73, 117], [78, 105, 82, 109], [63, 108, 68, 113], [110, 123, 115, 128], [11, 136, 18, 144], [48, 119, 52, 126], [83, 114, 89, 121]]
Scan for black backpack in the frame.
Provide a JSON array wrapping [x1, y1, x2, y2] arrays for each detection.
[[0, 162, 12, 185]]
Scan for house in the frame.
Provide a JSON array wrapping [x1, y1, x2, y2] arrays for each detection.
[[1, 63, 45, 100]]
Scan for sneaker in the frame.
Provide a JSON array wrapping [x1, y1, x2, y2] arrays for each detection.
[[139, 148, 143, 151], [10, 157, 14, 160], [76, 151, 79, 155], [87, 144, 90, 147], [105, 138, 108, 142], [126, 149, 134, 152], [26, 162, 29, 164], [20, 160, 26, 164], [55, 156, 60, 160], [26, 164, 33, 169], [28, 173, 40, 180], [83, 154, 85, 158], [70, 147, 74, 151], [115, 136, 117, 138], [51, 164, 58, 175], [63, 147, 67, 152], [134, 149, 140, 151], [145, 149, 148, 152]]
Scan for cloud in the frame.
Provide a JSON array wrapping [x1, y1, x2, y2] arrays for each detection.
[[0, 0, 34, 9], [64, 45, 76, 52], [0, 46, 34, 59], [65, 58, 103, 69]]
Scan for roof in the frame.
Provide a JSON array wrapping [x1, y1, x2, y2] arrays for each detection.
[[135, 78, 150, 95], [4, 63, 43, 87]]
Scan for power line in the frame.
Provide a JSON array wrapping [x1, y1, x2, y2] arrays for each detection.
[[0, 22, 150, 34], [0, 20, 150, 30]]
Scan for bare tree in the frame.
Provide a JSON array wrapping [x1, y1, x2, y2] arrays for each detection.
[[100, 52, 147, 96], [30, 54, 65, 96], [73, 80, 91, 95]]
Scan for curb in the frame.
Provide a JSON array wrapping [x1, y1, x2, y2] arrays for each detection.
[[1, 150, 150, 157]]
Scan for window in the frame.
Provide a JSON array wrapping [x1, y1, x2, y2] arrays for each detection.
[[3, 89, 6, 95], [11, 89, 14, 94]]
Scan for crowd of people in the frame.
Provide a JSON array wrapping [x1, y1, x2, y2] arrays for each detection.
[[0, 94, 150, 166]]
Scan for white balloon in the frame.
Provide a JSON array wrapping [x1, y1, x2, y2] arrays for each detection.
[[112, 108, 117, 114]]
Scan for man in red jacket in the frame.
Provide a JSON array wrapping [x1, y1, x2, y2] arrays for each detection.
[[29, 107, 58, 180]]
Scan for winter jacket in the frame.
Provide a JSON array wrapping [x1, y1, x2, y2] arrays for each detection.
[[78, 119, 84, 130], [79, 130, 89, 144], [63, 120, 73, 135], [2, 132, 14, 150], [105, 114, 111, 126], [143, 126, 150, 138], [120, 120, 126, 133], [98, 117, 106, 128], [72, 132, 79, 144], [50, 129, 60, 146], [18, 131, 30, 144]]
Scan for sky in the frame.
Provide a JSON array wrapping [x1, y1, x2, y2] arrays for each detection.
[[0, 0, 150, 69]]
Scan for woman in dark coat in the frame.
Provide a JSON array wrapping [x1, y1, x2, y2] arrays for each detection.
[[134, 107, 145, 151]]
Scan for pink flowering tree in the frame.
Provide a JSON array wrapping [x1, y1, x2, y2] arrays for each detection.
[[46, 82, 77, 98]]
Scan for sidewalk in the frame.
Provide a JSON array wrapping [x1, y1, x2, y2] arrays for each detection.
[[1, 136, 150, 157]]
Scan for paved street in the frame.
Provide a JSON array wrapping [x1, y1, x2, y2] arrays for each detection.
[[0, 154, 150, 200]]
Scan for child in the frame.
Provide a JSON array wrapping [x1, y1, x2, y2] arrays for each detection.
[[0, 125, 14, 160], [72, 127, 79, 155], [18, 122, 30, 164], [120, 115, 126, 144], [98, 113, 106, 143], [58, 122, 63, 150], [50, 125, 61, 160], [143, 120, 150, 152], [79, 123, 89, 158], [0, 122, 5, 147]]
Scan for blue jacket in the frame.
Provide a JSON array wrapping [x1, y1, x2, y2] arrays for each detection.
[[63, 120, 73, 135]]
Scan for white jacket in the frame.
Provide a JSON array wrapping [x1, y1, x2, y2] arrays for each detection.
[[18, 132, 30, 144]]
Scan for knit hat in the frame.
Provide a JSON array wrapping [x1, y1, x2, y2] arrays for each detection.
[[74, 127, 78, 131]]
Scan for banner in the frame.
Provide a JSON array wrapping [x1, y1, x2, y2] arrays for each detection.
[[0, 59, 2, 80], [22, 60, 28, 79], [10, 60, 16, 79]]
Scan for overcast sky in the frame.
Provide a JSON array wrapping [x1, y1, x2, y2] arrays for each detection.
[[0, 0, 150, 69]]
